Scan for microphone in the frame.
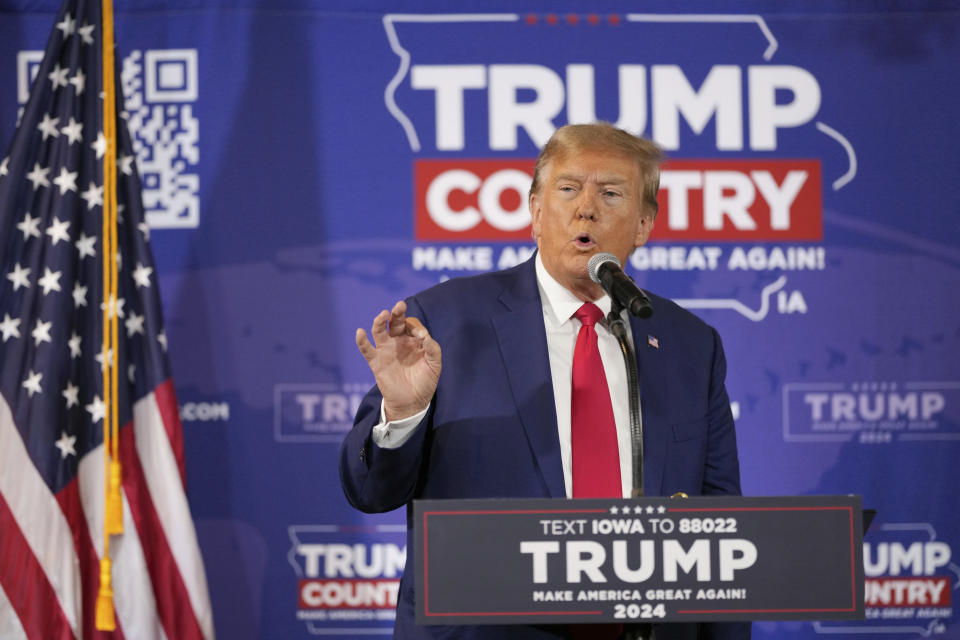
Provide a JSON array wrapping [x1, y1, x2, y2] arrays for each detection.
[[587, 253, 653, 319]]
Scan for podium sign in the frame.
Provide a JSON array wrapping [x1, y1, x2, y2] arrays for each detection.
[[415, 495, 864, 625]]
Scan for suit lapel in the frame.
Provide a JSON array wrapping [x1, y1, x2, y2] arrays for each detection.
[[630, 314, 668, 496], [491, 259, 566, 498]]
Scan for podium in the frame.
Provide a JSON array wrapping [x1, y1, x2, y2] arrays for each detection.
[[414, 495, 864, 625]]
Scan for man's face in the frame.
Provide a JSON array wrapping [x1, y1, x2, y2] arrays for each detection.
[[529, 147, 654, 300]]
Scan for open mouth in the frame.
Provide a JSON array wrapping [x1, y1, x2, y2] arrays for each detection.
[[574, 233, 595, 249]]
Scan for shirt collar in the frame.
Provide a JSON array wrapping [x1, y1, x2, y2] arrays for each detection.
[[535, 252, 612, 326]]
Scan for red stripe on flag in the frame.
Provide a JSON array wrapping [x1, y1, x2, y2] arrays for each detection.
[[153, 379, 186, 487], [118, 422, 204, 640], [0, 490, 75, 640], [55, 480, 126, 640]]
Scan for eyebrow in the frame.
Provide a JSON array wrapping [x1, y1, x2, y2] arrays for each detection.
[[553, 173, 630, 185]]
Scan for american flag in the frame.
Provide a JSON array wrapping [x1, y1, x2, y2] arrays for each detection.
[[0, 1, 213, 638]]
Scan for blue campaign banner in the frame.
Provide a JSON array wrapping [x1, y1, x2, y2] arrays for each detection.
[[1, 1, 957, 638]]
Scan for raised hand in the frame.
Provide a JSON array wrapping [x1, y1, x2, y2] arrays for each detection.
[[356, 300, 442, 422]]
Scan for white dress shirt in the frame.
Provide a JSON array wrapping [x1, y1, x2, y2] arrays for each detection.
[[371, 253, 639, 498]]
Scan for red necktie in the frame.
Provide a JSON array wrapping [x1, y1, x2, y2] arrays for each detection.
[[571, 302, 622, 498]]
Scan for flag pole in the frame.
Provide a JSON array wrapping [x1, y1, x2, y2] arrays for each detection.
[[96, 0, 122, 630]]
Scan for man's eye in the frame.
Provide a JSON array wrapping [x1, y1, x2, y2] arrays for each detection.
[[603, 190, 621, 198]]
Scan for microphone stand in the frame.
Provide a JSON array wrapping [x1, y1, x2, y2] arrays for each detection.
[[608, 299, 651, 640], [606, 298, 644, 498]]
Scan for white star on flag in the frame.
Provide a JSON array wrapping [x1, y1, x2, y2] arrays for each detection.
[[157, 330, 168, 352], [55, 12, 75, 37], [60, 117, 83, 144], [52, 167, 78, 194], [71, 283, 88, 308], [48, 64, 70, 89], [133, 263, 153, 288], [16, 212, 42, 240], [26, 163, 50, 190], [0, 156, 8, 176], [62, 381, 80, 408], [46, 216, 71, 245], [78, 22, 94, 45], [138, 221, 151, 241], [80, 181, 103, 209], [125, 312, 145, 337], [76, 233, 97, 258], [68, 332, 82, 358], [31, 319, 53, 346], [69, 69, 85, 95], [128, 363, 136, 383], [0, 314, 20, 342], [100, 295, 125, 319], [85, 395, 106, 423], [6, 263, 31, 290], [94, 346, 114, 371], [118, 154, 134, 175], [55, 432, 77, 459], [37, 113, 60, 139], [38, 267, 62, 295], [22, 370, 43, 397], [92, 131, 107, 158]]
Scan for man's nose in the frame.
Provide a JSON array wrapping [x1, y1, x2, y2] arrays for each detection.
[[576, 189, 599, 221]]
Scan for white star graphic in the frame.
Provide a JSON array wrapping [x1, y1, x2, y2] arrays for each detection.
[[69, 69, 85, 95], [68, 332, 82, 358], [32, 319, 52, 346], [128, 363, 136, 383], [47, 65, 69, 90], [609, 506, 619, 514], [138, 222, 151, 242], [6, 263, 31, 290], [645, 505, 655, 515], [101, 296, 125, 319], [26, 163, 50, 190], [656, 505, 666, 514], [80, 181, 103, 210], [78, 22, 94, 44], [52, 167, 78, 195], [38, 267, 62, 295], [22, 370, 43, 397], [633, 505, 644, 514], [46, 216, 71, 245], [0, 156, 8, 176], [60, 117, 83, 144], [118, 154, 134, 176], [63, 381, 80, 408], [86, 395, 106, 423], [0, 314, 20, 342], [157, 330, 168, 352], [95, 346, 114, 371], [37, 113, 60, 139], [76, 233, 96, 258], [132, 263, 153, 288], [55, 13, 75, 37], [16, 212, 41, 240], [72, 282, 88, 308], [125, 312, 145, 337], [55, 431, 77, 458], [92, 132, 107, 159]]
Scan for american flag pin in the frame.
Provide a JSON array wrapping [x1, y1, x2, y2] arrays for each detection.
[[648, 335, 660, 349]]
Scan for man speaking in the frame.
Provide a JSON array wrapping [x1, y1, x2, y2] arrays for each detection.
[[340, 123, 748, 639]]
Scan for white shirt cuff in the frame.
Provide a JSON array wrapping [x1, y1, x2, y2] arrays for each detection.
[[371, 402, 429, 449]]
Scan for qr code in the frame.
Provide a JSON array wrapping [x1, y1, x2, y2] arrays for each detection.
[[122, 49, 199, 229], [17, 48, 200, 229]]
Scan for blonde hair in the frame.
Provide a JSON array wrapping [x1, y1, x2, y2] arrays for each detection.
[[529, 123, 663, 218]]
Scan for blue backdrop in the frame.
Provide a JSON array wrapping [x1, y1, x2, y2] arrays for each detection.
[[1, 1, 957, 638]]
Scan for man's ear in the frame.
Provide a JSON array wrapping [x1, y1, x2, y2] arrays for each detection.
[[529, 192, 542, 240], [634, 213, 655, 248]]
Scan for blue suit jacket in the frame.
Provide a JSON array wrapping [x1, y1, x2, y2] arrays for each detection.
[[339, 256, 747, 640]]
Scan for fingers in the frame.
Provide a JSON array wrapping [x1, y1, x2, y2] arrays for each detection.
[[355, 328, 376, 362], [388, 300, 408, 337], [370, 308, 391, 345], [404, 316, 430, 340]]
